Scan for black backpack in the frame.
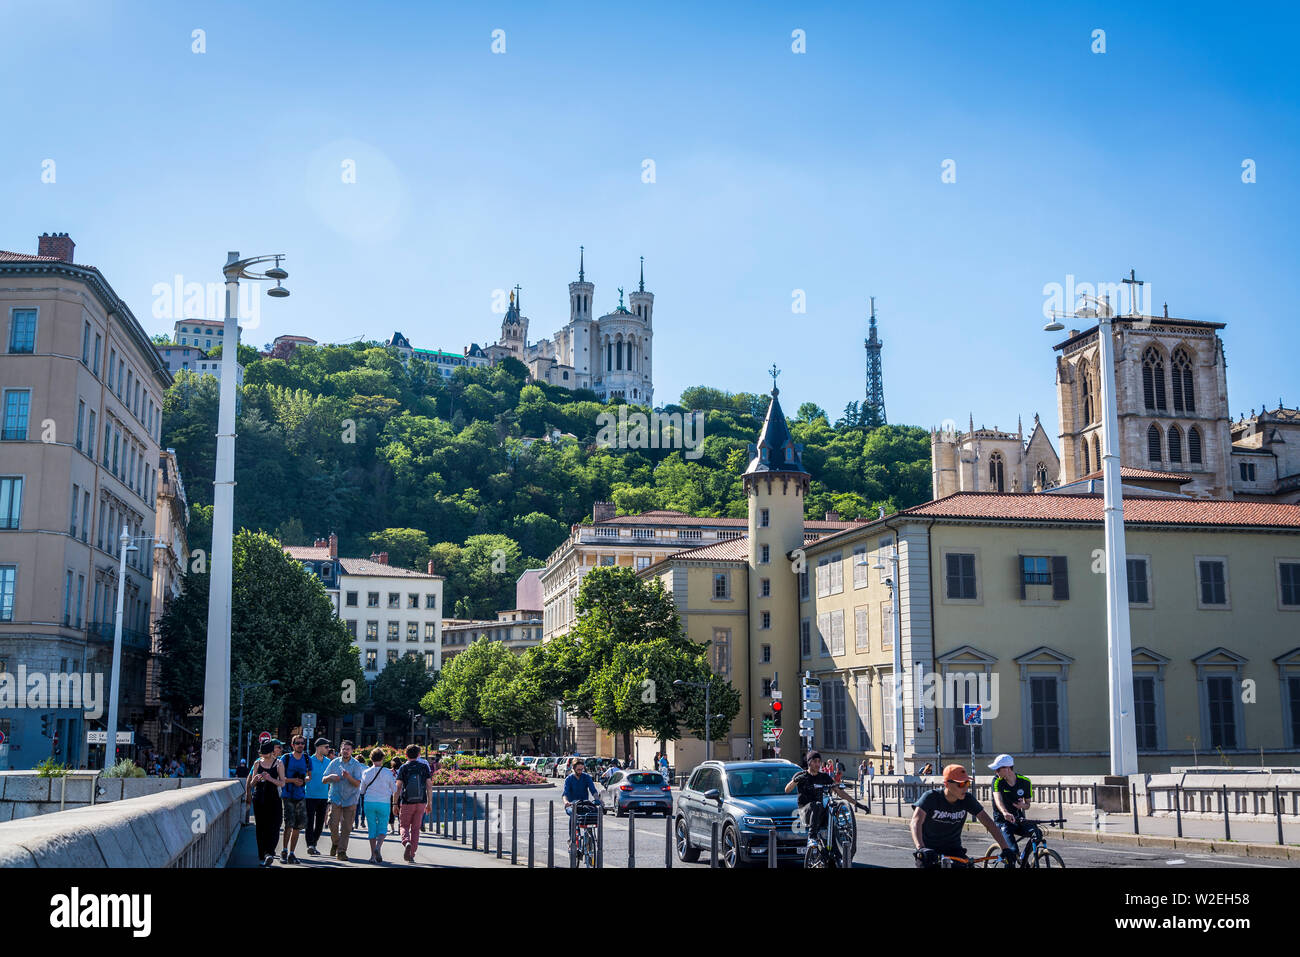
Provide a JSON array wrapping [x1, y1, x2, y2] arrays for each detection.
[[400, 762, 428, 804]]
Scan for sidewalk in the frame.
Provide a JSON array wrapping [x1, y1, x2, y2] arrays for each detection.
[[228, 820, 521, 868]]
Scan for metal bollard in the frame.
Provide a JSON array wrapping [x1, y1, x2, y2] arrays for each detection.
[[1132, 784, 1139, 834], [449, 790, 456, 840], [548, 801, 555, 868], [710, 821, 719, 868], [768, 824, 778, 868], [1222, 785, 1231, 842], [497, 794, 504, 859], [472, 793, 478, 849], [528, 799, 535, 868], [896, 784, 901, 817], [1057, 787, 1064, 828], [1276, 785, 1285, 846], [596, 802, 604, 869], [628, 808, 636, 869], [1175, 785, 1183, 837], [665, 814, 673, 868], [512, 796, 518, 865], [461, 791, 468, 845]]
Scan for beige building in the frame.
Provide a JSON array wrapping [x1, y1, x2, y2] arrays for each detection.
[[144, 449, 190, 757], [1, 232, 171, 769]]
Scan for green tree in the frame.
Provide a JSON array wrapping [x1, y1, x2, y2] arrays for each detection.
[[479, 651, 555, 750], [420, 637, 513, 744], [370, 652, 437, 729], [365, 528, 432, 570]]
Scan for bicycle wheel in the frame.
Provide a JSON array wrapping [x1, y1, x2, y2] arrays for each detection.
[[1032, 848, 1065, 868], [979, 843, 1003, 868], [834, 803, 857, 860], [582, 831, 597, 868], [804, 842, 827, 869]]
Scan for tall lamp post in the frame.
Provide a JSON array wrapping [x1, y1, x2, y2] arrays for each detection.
[[200, 252, 290, 779], [673, 678, 714, 762], [1045, 288, 1138, 776], [106, 526, 153, 768]]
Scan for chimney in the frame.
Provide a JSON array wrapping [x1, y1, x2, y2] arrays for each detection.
[[328, 532, 338, 559], [825, 510, 841, 522], [313, 537, 327, 548], [38, 232, 75, 262], [369, 551, 389, 565], [427, 560, 436, 576], [592, 501, 617, 523]]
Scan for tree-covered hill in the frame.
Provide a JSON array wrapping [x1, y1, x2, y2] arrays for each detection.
[[161, 342, 930, 616]]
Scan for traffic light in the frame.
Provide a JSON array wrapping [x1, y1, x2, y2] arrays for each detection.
[[772, 700, 783, 727], [40, 713, 51, 737]]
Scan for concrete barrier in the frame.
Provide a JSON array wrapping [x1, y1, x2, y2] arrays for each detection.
[[0, 779, 244, 868]]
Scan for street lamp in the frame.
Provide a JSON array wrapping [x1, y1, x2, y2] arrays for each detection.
[[673, 677, 715, 762], [200, 252, 290, 779], [236, 679, 280, 770], [106, 526, 154, 769], [1045, 290, 1138, 776]]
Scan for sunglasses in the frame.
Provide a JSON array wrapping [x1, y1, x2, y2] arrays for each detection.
[[946, 779, 971, 788]]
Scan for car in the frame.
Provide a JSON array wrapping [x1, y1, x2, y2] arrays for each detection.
[[674, 759, 805, 868], [600, 768, 673, 817]]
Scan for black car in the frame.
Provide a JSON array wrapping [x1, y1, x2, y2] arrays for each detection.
[[674, 759, 806, 867]]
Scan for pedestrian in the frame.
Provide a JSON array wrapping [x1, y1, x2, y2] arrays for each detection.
[[359, 748, 399, 864], [857, 758, 868, 798], [394, 744, 432, 862], [279, 735, 311, 863], [920, 762, 934, 776], [658, 752, 670, 782], [322, 740, 366, 861], [834, 760, 844, 786], [247, 741, 286, 867], [304, 737, 332, 856], [887, 763, 894, 775], [235, 758, 249, 783]]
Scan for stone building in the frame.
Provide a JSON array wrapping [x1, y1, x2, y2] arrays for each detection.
[[932, 415, 1061, 498]]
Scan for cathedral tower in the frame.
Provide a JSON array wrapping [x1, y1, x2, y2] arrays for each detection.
[[744, 376, 809, 744], [625, 256, 654, 406], [566, 246, 596, 386]]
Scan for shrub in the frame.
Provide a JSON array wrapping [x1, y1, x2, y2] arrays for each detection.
[[35, 757, 69, 778], [102, 758, 147, 778], [430, 767, 547, 787]]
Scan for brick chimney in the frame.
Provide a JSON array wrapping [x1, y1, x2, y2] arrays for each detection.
[[825, 510, 841, 522], [313, 537, 327, 548], [369, 551, 389, 565], [328, 532, 338, 560], [592, 501, 617, 523], [427, 560, 436, 576], [38, 232, 75, 262]]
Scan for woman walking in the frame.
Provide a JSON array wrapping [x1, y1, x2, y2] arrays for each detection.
[[359, 748, 399, 864], [247, 741, 286, 867]]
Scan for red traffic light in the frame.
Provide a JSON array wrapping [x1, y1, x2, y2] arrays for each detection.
[[772, 701, 783, 713]]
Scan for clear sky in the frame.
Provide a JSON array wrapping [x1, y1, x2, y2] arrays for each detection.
[[4, 1, 1297, 441]]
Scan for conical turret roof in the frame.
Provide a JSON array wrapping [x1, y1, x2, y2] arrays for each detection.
[[745, 387, 807, 476]]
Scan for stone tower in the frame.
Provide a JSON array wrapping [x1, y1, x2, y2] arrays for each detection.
[[499, 287, 527, 359], [626, 256, 654, 407], [565, 246, 596, 387], [744, 382, 809, 753]]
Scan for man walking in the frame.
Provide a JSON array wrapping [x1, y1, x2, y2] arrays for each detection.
[[322, 740, 366, 861], [279, 735, 311, 864], [304, 737, 331, 856], [394, 745, 432, 862]]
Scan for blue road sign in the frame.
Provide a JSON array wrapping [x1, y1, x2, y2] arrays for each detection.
[[963, 705, 983, 726]]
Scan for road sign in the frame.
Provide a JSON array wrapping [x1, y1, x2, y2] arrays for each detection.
[[86, 731, 133, 744], [301, 713, 316, 730], [803, 703, 822, 718], [772, 690, 782, 700], [773, 728, 783, 741], [963, 705, 983, 726], [259, 731, 272, 744], [0, 729, 5, 745], [798, 719, 815, 732], [801, 674, 821, 687], [801, 686, 821, 701], [762, 733, 776, 743]]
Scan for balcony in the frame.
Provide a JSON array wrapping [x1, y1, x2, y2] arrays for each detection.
[[87, 621, 151, 652]]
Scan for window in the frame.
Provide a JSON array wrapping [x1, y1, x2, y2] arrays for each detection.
[[76, 400, 84, 450], [63, 570, 73, 625], [387, 592, 400, 609], [712, 573, 730, 600], [1147, 424, 1162, 463], [87, 410, 96, 459], [759, 507, 770, 528], [800, 619, 811, 657], [761, 643, 771, 664], [424, 622, 436, 641], [102, 423, 111, 467], [1029, 676, 1061, 751], [760, 544, 770, 564], [346, 591, 358, 607], [851, 546, 868, 588], [1171, 348, 1195, 413], [855, 675, 872, 749], [345, 619, 357, 638], [600, 555, 616, 566], [111, 430, 119, 475], [881, 675, 895, 752], [1036, 462, 1048, 488], [2, 390, 31, 440], [424, 652, 435, 670], [1205, 675, 1237, 749], [82, 322, 91, 364], [365, 650, 377, 671], [760, 577, 770, 598], [1188, 427, 1202, 464], [367, 592, 379, 607], [816, 557, 829, 598], [760, 610, 771, 630], [855, 606, 869, 652], [711, 628, 730, 676], [829, 552, 843, 594], [8, 309, 36, 353], [93, 334, 101, 375], [425, 594, 436, 609], [636, 556, 651, 571], [1020, 555, 1068, 601], [81, 491, 89, 541], [408, 593, 419, 609], [1168, 425, 1182, 463], [1280, 562, 1300, 608], [387, 621, 399, 641], [829, 609, 845, 655], [816, 612, 831, 656], [760, 677, 772, 698], [881, 602, 894, 649], [945, 553, 977, 600], [1080, 360, 1094, 425], [0, 565, 14, 620], [365, 621, 378, 641], [799, 570, 809, 600], [988, 451, 1005, 492], [1239, 461, 1256, 482], [824, 679, 848, 750], [1133, 676, 1158, 750], [407, 622, 418, 642], [70, 483, 80, 535], [1197, 558, 1228, 607], [1082, 438, 1091, 475], [1127, 557, 1150, 605], [1142, 347, 1167, 411], [0, 477, 22, 529]]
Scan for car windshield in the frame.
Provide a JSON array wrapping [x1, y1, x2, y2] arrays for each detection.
[[726, 766, 800, 797], [626, 772, 664, 786]]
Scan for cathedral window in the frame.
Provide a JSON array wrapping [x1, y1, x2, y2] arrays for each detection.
[[988, 451, 1005, 492], [1036, 462, 1048, 489], [1082, 440, 1090, 475], [1093, 435, 1102, 472], [1168, 425, 1183, 462], [1080, 361, 1094, 424], [1147, 424, 1162, 463], [1188, 426, 1203, 464], [1172, 348, 1195, 413], [1142, 347, 1167, 412]]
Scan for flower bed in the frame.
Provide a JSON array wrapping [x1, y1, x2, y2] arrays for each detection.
[[431, 767, 548, 787]]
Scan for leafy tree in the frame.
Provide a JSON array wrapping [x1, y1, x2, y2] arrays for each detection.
[[479, 651, 555, 750], [365, 528, 431, 570], [421, 637, 514, 746], [370, 652, 436, 728]]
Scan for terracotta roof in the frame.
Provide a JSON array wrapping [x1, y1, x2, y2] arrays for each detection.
[[905, 492, 1300, 528], [338, 557, 443, 578], [640, 535, 750, 577], [595, 509, 855, 531], [1077, 466, 1194, 483], [285, 545, 332, 561], [0, 250, 62, 262]]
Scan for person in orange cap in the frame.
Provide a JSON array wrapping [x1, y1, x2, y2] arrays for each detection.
[[909, 764, 1013, 868]]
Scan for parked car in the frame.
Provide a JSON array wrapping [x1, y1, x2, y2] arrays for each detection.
[[601, 768, 674, 817], [674, 759, 804, 868]]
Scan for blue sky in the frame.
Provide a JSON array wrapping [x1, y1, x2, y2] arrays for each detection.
[[4, 1, 1297, 441]]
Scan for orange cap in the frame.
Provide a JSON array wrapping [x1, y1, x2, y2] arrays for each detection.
[[942, 764, 970, 783]]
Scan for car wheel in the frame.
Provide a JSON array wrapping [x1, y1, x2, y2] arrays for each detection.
[[675, 816, 700, 862], [721, 823, 745, 869]]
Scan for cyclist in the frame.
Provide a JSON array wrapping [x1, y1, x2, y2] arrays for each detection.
[[784, 750, 862, 842], [988, 754, 1033, 865], [562, 759, 602, 814], [910, 764, 1015, 868]]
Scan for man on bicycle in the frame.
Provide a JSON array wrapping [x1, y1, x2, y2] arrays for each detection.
[[784, 750, 861, 842], [910, 764, 1014, 868], [562, 759, 602, 814], [988, 754, 1033, 865]]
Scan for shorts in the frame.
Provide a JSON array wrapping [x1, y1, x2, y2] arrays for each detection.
[[364, 800, 390, 841], [282, 798, 307, 830]]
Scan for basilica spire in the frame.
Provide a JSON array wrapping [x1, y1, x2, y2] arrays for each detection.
[[639, 256, 645, 292], [578, 245, 585, 283]]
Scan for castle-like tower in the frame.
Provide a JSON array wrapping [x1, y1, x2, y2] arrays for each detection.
[[932, 414, 1061, 498], [744, 380, 809, 731]]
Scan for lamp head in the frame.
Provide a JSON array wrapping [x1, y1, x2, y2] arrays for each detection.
[[267, 282, 290, 298]]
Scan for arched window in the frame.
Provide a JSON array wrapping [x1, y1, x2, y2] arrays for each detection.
[[1142, 347, 1167, 411], [1172, 348, 1195, 413], [1093, 435, 1102, 471], [1188, 426, 1203, 464], [989, 451, 1005, 492], [1168, 425, 1183, 462], [1147, 424, 1162, 463], [616, 337, 623, 370], [1036, 462, 1048, 488], [1080, 361, 1094, 425], [1082, 440, 1091, 475]]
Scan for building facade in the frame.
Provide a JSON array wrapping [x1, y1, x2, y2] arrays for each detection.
[[1, 233, 170, 769], [144, 449, 189, 758]]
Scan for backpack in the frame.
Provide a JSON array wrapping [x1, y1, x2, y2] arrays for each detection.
[[400, 762, 428, 804]]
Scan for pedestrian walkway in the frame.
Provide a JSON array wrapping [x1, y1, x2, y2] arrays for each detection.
[[229, 820, 516, 868]]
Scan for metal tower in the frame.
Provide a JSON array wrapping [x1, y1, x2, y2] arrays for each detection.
[[864, 296, 887, 426]]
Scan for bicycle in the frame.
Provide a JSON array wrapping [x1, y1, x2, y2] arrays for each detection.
[[978, 818, 1066, 869], [914, 848, 1004, 869], [568, 799, 602, 868], [801, 782, 867, 869]]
